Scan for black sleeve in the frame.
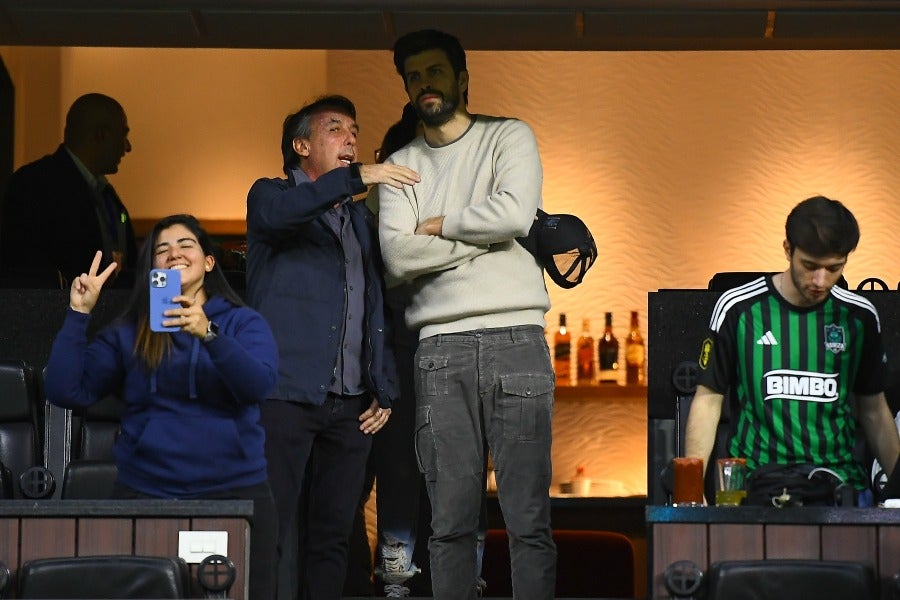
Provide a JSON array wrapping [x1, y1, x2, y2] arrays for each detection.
[[854, 309, 888, 396], [697, 314, 736, 395]]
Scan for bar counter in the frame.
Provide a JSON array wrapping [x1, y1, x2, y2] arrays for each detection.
[[0, 498, 252, 517], [647, 505, 900, 599], [648, 504, 900, 525]]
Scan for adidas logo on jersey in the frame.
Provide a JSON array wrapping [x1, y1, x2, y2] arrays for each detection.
[[756, 331, 778, 346]]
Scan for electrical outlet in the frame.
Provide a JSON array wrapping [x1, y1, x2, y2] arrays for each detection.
[[177, 530, 228, 563]]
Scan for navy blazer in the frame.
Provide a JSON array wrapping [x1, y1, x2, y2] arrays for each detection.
[[246, 166, 398, 408], [0, 145, 137, 283]]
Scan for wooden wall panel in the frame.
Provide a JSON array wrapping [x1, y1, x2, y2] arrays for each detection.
[[764, 525, 820, 559], [77, 518, 132, 556], [0, 519, 18, 572], [650, 510, 900, 600], [651, 523, 706, 598], [0, 504, 248, 600], [878, 527, 900, 600], [21, 518, 76, 563], [822, 525, 878, 565], [708, 523, 763, 562], [192, 516, 249, 600], [133, 517, 189, 557]]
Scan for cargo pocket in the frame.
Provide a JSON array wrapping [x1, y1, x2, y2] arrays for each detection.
[[498, 373, 554, 441], [417, 355, 450, 396], [414, 405, 437, 481], [415, 401, 481, 480]]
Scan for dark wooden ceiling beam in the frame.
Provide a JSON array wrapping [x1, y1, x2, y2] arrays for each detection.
[[2, 1, 900, 50]]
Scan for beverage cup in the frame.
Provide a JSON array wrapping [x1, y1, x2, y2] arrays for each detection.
[[715, 457, 747, 506], [672, 457, 704, 506], [572, 477, 592, 496]]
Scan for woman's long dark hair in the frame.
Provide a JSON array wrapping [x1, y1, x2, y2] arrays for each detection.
[[124, 214, 244, 369]]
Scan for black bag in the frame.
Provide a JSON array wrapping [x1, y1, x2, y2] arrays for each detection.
[[745, 463, 849, 507], [516, 209, 596, 288]]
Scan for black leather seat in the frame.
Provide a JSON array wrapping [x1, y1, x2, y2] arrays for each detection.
[[706, 559, 877, 600], [0, 360, 42, 498], [17, 555, 191, 598], [708, 271, 849, 291], [61, 391, 123, 499], [71, 391, 123, 461], [16, 554, 237, 599], [61, 459, 118, 499]]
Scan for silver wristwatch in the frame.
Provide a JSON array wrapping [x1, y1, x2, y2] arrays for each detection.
[[202, 320, 219, 344]]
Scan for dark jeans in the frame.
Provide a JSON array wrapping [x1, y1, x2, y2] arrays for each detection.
[[261, 396, 372, 600], [415, 325, 557, 600], [343, 462, 376, 596], [112, 481, 277, 600]]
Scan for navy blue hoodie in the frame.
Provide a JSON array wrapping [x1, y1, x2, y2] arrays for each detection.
[[46, 296, 279, 497]]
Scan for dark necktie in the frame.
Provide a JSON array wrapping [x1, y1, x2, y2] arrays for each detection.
[[98, 183, 121, 244]]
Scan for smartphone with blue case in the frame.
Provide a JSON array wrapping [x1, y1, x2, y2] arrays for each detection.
[[149, 268, 182, 332]]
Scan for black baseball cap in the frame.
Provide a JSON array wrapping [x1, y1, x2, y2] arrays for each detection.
[[517, 209, 597, 289]]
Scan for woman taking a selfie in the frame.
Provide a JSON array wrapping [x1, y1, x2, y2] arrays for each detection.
[[45, 213, 279, 600]]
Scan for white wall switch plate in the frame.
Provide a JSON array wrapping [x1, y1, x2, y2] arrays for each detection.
[[177, 530, 228, 563]]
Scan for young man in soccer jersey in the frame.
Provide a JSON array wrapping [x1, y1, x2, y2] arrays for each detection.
[[685, 195, 900, 505]]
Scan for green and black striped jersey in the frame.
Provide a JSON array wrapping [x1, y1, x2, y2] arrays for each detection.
[[697, 275, 885, 489]]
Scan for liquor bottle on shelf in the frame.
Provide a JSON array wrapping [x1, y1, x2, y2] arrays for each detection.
[[553, 313, 571, 386], [576, 318, 595, 385], [625, 310, 645, 385], [598, 312, 619, 384]]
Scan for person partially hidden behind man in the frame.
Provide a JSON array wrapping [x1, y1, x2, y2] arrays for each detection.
[[685, 195, 900, 507], [0, 92, 136, 285]]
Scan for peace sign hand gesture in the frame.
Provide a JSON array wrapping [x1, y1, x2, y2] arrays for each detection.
[[69, 251, 118, 315]]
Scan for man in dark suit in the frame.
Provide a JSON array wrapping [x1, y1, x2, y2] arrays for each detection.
[[0, 93, 136, 285]]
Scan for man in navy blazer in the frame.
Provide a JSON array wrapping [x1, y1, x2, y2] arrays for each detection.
[[246, 94, 419, 600], [0, 93, 136, 285]]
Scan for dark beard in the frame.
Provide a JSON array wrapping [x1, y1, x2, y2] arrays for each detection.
[[415, 90, 458, 127]]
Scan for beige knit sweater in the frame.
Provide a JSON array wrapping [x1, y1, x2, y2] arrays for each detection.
[[378, 115, 550, 339]]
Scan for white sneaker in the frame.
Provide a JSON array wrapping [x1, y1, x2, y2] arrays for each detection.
[[385, 583, 411, 597]]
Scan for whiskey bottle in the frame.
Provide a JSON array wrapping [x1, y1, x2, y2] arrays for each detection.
[[576, 318, 595, 385], [553, 313, 571, 386], [625, 310, 645, 385], [598, 312, 619, 384]]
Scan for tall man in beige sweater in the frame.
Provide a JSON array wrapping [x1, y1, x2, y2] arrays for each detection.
[[378, 29, 557, 600]]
